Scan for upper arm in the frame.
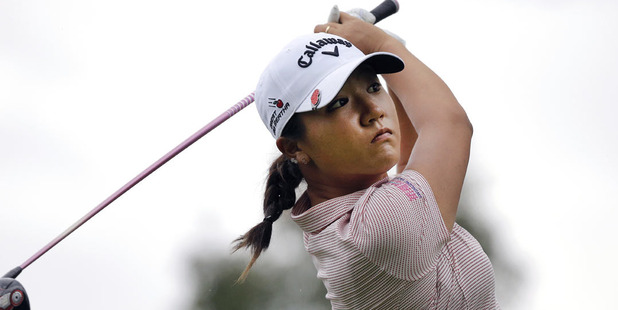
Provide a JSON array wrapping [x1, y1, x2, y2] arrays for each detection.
[[388, 88, 418, 174], [405, 114, 473, 232]]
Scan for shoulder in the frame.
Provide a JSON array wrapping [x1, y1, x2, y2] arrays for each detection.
[[352, 170, 443, 230], [387, 170, 434, 200], [362, 170, 438, 212], [345, 170, 451, 280]]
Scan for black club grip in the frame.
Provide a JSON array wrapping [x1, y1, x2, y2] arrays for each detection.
[[370, 0, 400, 24]]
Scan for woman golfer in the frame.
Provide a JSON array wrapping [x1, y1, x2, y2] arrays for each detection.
[[234, 11, 499, 309]]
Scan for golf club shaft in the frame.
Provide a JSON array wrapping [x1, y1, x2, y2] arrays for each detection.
[[10, 0, 401, 277], [18, 93, 255, 271]]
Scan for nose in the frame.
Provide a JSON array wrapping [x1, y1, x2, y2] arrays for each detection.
[[360, 99, 385, 126]]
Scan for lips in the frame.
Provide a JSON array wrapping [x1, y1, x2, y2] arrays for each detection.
[[371, 128, 393, 143]]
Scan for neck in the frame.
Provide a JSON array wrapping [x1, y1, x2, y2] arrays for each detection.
[[302, 170, 388, 206]]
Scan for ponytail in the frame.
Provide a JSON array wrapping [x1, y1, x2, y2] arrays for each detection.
[[232, 154, 303, 283]]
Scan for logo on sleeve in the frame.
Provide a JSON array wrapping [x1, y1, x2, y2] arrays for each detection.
[[391, 178, 423, 201]]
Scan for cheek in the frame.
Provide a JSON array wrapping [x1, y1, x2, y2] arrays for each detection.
[[382, 95, 398, 119], [306, 124, 351, 151], [301, 120, 360, 161]]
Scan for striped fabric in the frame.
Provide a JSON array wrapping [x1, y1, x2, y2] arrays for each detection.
[[291, 170, 499, 309]]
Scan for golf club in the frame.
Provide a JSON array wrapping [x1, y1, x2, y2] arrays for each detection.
[[1, 1, 399, 308]]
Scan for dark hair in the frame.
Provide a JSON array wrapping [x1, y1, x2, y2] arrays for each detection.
[[232, 114, 305, 283]]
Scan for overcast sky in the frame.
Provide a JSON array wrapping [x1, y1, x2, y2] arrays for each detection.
[[1, 0, 617, 309]]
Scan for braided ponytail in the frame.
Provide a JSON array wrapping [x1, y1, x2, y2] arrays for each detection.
[[232, 154, 303, 282], [233, 114, 305, 282]]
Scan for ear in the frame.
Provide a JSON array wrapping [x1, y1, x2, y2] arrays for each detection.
[[276, 137, 300, 158], [276, 137, 309, 162]]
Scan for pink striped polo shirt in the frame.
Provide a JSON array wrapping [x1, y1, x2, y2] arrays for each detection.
[[291, 170, 499, 309]]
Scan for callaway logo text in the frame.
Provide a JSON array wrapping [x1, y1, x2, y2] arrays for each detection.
[[298, 37, 353, 68]]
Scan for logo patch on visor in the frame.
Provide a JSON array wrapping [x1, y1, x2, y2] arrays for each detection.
[[268, 97, 291, 136], [311, 89, 321, 110], [268, 98, 285, 109]]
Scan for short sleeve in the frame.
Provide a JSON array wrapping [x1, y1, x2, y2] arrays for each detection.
[[350, 170, 450, 281]]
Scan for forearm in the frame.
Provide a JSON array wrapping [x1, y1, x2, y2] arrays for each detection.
[[380, 39, 471, 133]]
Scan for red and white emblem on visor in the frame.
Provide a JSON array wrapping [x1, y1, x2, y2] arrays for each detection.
[[311, 89, 321, 110]]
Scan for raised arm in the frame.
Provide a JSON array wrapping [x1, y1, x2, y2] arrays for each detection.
[[389, 89, 418, 174], [318, 13, 473, 231], [386, 41, 472, 233]]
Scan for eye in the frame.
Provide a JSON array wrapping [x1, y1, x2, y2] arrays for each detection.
[[368, 82, 382, 93], [327, 98, 349, 111]]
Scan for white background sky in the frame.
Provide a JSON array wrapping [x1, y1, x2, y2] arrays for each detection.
[[1, 0, 617, 309]]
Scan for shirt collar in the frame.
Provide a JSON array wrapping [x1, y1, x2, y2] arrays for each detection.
[[291, 175, 390, 233]]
